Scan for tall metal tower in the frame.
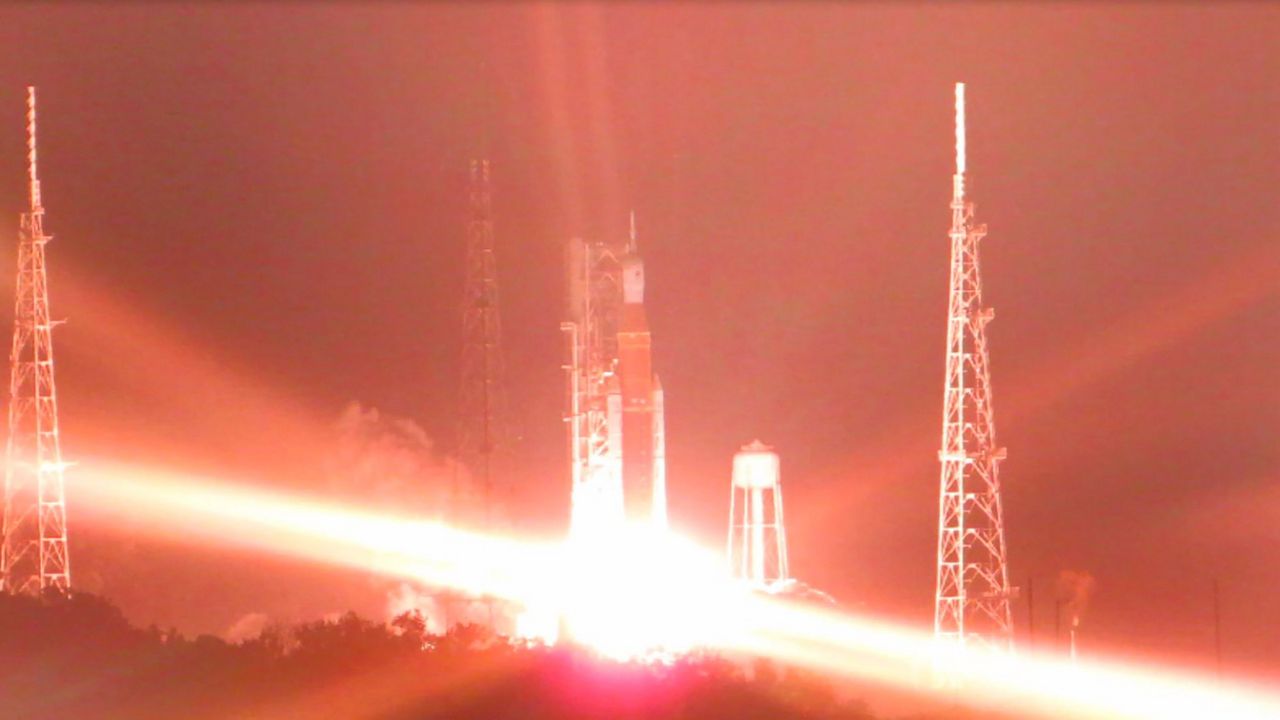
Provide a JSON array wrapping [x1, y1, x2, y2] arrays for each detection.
[[457, 159, 510, 526], [934, 83, 1013, 653], [562, 236, 625, 538], [2, 87, 71, 595]]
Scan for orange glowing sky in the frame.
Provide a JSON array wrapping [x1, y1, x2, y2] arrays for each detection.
[[0, 1, 1272, 682]]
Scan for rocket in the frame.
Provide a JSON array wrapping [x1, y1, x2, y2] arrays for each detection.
[[616, 213, 666, 527], [652, 374, 667, 530]]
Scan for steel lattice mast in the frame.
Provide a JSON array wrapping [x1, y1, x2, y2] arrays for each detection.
[[562, 236, 625, 538], [934, 83, 1013, 653], [457, 159, 510, 526], [2, 87, 70, 595]]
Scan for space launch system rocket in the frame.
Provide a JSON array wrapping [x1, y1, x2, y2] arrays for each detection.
[[615, 215, 667, 527]]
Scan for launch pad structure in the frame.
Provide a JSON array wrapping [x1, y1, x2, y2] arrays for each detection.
[[561, 216, 667, 537]]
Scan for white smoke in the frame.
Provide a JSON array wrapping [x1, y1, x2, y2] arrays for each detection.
[[224, 612, 269, 642], [323, 401, 483, 523], [324, 401, 446, 513], [386, 583, 448, 634], [323, 402, 505, 630], [1057, 569, 1097, 626], [385, 581, 505, 634]]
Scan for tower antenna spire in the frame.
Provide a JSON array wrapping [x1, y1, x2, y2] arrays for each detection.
[[955, 82, 966, 177], [2, 86, 71, 595], [934, 83, 1013, 663], [27, 86, 40, 214]]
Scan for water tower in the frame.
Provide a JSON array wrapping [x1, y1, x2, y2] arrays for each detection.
[[727, 441, 789, 588]]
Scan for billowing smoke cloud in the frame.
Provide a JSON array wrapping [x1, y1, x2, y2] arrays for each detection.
[[1056, 570, 1096, 627], [224, 612, 269, 642], [384, 582, 503, 634], [322, 401, 484, 525], [323, 402, 506, 629], [386, 583, 448, 634]]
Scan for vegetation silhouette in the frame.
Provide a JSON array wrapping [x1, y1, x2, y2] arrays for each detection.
[[0, 591, 988, 720]]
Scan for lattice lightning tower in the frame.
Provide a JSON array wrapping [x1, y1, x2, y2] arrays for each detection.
[[934, 83, 1013, 652], [2, 87, 70, 595], [457, 159, 510, 526]]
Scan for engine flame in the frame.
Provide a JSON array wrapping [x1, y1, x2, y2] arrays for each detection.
[[559, 523, 739, 660]]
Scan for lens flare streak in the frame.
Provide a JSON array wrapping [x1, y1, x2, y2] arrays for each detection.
[[730, 599, 1280, 720], [75, 464, 1280, 720]]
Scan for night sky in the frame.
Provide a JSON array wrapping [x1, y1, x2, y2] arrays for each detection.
[[0, 3, 1274, 679]]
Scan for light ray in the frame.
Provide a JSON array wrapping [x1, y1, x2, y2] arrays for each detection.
[[73, 462, 1280, 720]]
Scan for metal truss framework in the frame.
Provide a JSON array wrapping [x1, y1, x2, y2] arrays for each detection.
[[457, 159, 511, 527], [2, 87, 70, 595], [934, 83, 1013, 653], [561, 238, 625, 537]]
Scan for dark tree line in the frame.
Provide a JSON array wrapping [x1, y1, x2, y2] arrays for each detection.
[[0, 591, 988, 720]]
